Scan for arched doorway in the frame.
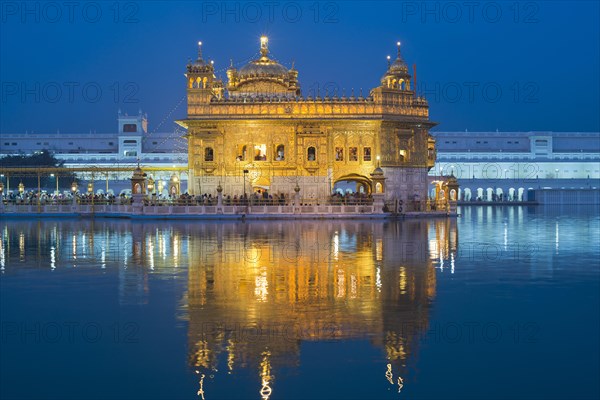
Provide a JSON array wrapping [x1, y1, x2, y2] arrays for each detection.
[[333, 174, 372, 195], [476, 188, 484, 201], [463, 188, 472, 201]]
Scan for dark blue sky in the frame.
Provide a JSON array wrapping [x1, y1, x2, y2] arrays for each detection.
[[1, 1, 599, 134]]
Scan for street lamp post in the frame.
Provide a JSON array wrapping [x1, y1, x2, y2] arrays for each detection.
[[243, 169, 249, 200], [50, 173, 59, 195], [71, 181, 78, 205], [147, 177, 155, 194], [147, 177, 155, 205]]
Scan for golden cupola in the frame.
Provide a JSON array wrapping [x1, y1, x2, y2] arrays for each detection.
[[186, 41, 223, 101], [381, 42, 412, 91], [226, 36, 301, 98]]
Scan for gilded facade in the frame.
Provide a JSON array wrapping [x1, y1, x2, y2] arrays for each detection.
[[176, 37, 437, 201]]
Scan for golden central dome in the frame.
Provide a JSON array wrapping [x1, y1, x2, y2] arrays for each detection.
[[227, 36, 300, 98]]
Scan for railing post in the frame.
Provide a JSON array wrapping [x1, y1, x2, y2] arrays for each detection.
[[293, 184, 301, 214], [132, 193, 144, 214], [372, 193, 385, 214], [216, 183, 223, 214], [71, 194, 78, 213]]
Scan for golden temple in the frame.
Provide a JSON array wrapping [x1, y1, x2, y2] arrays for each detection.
[[176, 37, 437, 201]]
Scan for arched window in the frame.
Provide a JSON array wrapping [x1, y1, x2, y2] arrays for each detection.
[[204, 147, 214, 161], [307, 147, 316, 161], [399, 149, 407, 162], [275, 144, 285, 161], [236, 145, 247, 161]]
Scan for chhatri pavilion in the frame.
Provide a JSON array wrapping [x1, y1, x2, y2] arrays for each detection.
[[176, 37, 437, 203]]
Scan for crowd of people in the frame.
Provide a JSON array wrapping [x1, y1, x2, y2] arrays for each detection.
[[2, 189, 376, 207], [0, 191, 132, 205]]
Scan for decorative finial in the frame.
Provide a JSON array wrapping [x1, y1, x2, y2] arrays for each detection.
[[260, 36, 269, 57], [197, 41, 203, 60], [230, 58, 234, 68], [396, 41, 402, 59], [387, 55, 391, 67]]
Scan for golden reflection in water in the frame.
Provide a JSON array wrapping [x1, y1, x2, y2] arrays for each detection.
[[0, 219, 459, 397], [185, 220, 459, 397]]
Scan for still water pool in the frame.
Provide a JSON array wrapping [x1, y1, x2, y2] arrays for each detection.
[[1, 206, 599, 399]]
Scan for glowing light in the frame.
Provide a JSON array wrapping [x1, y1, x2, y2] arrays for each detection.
[[50, 246, 56, 270], [332, 232, 339, 260], [386, 363, 393, 384], [336, 268, 345, 298], [198, 41, 202, 46], [397, 41, 401, 46], [0, 233, 5, 270], [399, 266, 407, 293], [260, 36, 268, 44], [350, 273, 357, 298], [254, 268, 269, 302], [387, 55, 391, 60]]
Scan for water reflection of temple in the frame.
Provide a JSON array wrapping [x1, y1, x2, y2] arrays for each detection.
[[0, 218, 458, 397], [185, 219, 458, 397]]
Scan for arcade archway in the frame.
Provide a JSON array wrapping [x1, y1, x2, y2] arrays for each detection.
[[333, 174, 372, 195]]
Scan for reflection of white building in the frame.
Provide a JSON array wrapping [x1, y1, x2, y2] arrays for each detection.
[[0, 111, 188, 193], [429, 131, 600, 201]]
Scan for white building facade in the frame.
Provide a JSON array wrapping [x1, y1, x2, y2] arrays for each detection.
[[429, 131, 600, 201], [0, 111, 188, 194]]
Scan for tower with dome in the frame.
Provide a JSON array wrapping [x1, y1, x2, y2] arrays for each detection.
[[176, 36, 436, 203]]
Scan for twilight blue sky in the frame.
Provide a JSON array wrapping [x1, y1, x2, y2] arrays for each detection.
[[1, 1, 599, 134]]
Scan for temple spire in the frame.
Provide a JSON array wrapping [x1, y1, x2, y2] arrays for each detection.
[[260, 36, 269, 57], [396, 41, 403, 60], [197, 41, 203, 61]]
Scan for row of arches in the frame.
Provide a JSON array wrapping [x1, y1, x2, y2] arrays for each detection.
[[188, 76, 209, 89], [385, 78, 410, 91], [202, 145, 317, 162], [446, 187, 534, 202]]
